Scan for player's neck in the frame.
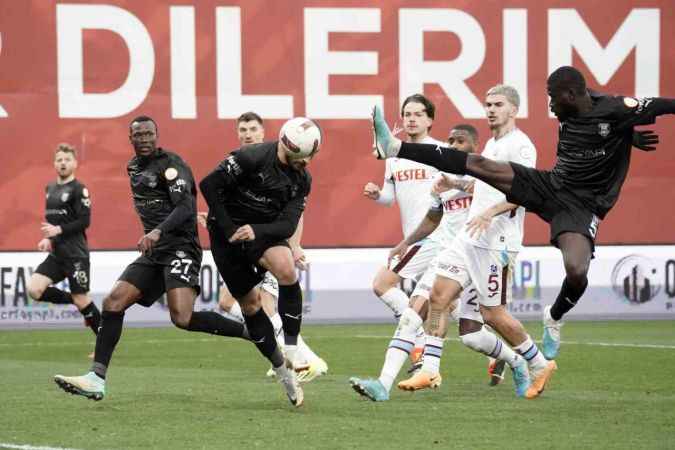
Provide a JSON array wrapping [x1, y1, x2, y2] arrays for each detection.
[[56, 174, 75, 185], [491, 122, 516, 140], [407, 132, 428, 143], [276, 144, 290, 166]]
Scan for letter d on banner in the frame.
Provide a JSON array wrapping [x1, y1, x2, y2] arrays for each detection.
[[56, 4, 155, 118]]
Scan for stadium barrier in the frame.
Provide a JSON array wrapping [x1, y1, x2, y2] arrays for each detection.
[[1, 246, 674, 328]]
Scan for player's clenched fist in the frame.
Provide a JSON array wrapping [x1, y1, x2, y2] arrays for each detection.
[[363, 182, 381, 200]]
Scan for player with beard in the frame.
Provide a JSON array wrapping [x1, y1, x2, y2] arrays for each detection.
[[199, 117, 320, 407], [27, 143, 101, 339], [198, 112, 327, 381], [370, 66, 673, 372], [54, 116, 248, 401]]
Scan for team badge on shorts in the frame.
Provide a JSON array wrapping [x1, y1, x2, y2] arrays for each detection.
[[176, 250, 186, 258], [598, 123, 610, 138]]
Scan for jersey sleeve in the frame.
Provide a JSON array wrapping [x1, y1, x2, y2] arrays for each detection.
[[613, 96, 675, 130], [59, 183, 91, 237], [155, 157, 196, 235], [376, 160, 396, 205], [199, 149, 259, 239]]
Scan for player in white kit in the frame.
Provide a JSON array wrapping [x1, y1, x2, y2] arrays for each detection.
[[197, 112, 327, 381], [395, 85, 557, 399], [363, 95, 448, 364], [350, 125, 477, 401]]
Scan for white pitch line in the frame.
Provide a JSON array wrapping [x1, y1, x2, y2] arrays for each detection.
[[0, 443, 82, 450], [1, 335, 675, 350]]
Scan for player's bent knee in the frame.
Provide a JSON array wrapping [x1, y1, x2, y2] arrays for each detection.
[[274, 266, 297, 285], [169, 311, 191, 329], [566, 264, 589, 287], [27, 285, 45, 301]]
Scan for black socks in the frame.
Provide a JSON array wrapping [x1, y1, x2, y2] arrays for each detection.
[[38, 287, 73, 304], [187, 311, 249, 339], [91, 311, 125, 379], [398, 142, 468, 174], [550, 277, 588, 321], [278, 282, 302, 346], [243, 307, 283, 367], [79, 302, 101, 335]]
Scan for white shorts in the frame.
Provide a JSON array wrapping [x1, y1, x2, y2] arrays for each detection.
[[435, 238, 517, 309], [410, 260, 480, 322], [389, 238, 442, 281], [259, 272, 279, 299]]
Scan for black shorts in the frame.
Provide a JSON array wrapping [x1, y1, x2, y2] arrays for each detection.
[[507, 163, 601, 250], [210, 231, 289, 298], [118, 246, 202, 307], [35, 254, 90, 294]]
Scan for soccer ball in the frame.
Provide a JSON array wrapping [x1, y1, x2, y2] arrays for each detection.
[[279, 117, 321, 159]]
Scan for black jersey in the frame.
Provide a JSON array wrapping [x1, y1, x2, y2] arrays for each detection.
[[126, 148, 200, 252], [45, 179, 91, 258], [551, 92, 662, 218], [200, 142, 311, 242]]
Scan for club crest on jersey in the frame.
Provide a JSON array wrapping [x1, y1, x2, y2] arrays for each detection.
[[490, 264, 498, 274], [598, 123, 610, 138], [176, 250, 186, 258], [61, 192, 70, 202]]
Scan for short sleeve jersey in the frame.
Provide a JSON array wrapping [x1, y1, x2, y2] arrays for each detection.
[[460, 129, 537, 252]]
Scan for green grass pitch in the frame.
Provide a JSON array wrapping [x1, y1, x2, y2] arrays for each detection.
[[1, 321, 674, 450]]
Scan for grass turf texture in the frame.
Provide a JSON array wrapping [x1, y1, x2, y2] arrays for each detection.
[[1, 321, 674, 450]]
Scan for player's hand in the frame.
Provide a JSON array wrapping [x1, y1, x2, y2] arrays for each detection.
[[465, 214, 492, 239], [432, 174, 456, 194], [632, 129, 659, 151], [40, 222, 62, 238], [292, 246, 308, 270], [229, 225, 255, 242], [363, 182, 381, 200], [138, 229, 162, 255], [196, 211, 208, 228], [463, 180, 475, 194], [37, 238, 52, 252], [388, 240, 408, 265]]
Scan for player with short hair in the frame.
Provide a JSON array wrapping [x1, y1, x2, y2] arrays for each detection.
[[350, 123, 476, 401], [199, 117, 321, 407], [54, 116, 248, 401], [28, 143, 101, 338], [397, 85, 547, 398], [199, 112, 327, 382], [363, 94, 448, 363]]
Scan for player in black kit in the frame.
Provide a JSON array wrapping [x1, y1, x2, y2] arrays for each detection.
[[54, 116, 248, 401], [27, 143, 101, 337], [370, 66, 674, 366], [200, 117, 321, 407]]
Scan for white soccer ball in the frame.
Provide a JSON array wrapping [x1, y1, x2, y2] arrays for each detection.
[[279, 117, 321, 159]]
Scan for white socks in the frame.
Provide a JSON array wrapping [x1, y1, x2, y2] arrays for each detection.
[[379, 308, 422, 392], [379, 288, 410, 318], [421, 336, 444, 375], [514, 336, 547, 372], [460, 327, 522, 368]]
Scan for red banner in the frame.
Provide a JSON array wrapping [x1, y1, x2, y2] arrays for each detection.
[[1, 0, 674, 249]]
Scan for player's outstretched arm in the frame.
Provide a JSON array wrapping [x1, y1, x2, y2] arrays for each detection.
[[199, 170, 237, 239]]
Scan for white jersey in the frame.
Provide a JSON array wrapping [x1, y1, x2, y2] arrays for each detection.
[[382, 136, 444, 240], [459, 128, 536, 252], [429, 175, 473, 247]]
